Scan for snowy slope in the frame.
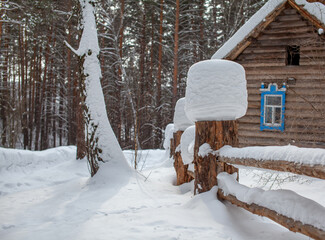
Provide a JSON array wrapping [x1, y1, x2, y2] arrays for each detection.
[[1, 147, 324, 240]]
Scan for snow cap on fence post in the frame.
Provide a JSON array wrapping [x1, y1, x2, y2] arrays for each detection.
[[173, 97, 194, 131], [185, 59, 247, 122], [163, 123, 175, 150], [180, 125, 196, 165]]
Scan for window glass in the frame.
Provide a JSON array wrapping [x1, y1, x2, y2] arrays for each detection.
[[266, 95, 281, 106], [265, 107, 273, 124], [274, 107, 281, 124]]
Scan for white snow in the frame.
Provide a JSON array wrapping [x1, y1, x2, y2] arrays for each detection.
[[219, 145, 325, 166], [173, 98, 194, 131], [198, 143, 214, 157], [66, 0, 130, 173], [218, 172, 325, 231], [163, 123, 175, 150], [296, 0, 325, 25], [212, 0, 325, 60], [1, 146, 324, 240], [185, 59, 247, 122], [180, 125, 195, 165]]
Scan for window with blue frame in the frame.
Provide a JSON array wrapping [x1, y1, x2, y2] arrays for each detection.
[[260, 83, 286, 132]]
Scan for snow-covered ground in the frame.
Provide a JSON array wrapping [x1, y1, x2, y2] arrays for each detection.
[[1, 146, 324, 240]]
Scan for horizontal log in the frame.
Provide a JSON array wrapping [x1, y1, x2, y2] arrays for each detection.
[[218, 156, 325, 180], [275, 13, 303, 22], [238, 55, 325, 64], [248, 95, 325, 104], [247, 82, 325, 88], [245, 65, 325, 74], [217, 189, 325, 240], [238, 54, 286, 62], [282, 8, 298, 15], [241, 62, 285, 67], [239, 116, 325, 127], [246, 74, 325, 81], [238, 122, 325, 134], [239, 129, 325, 143], [301, 45, 325, 51], [258, 32, 317, 41], [268, 19, 310, 29], [242, 45, 325, 56], [238, 137, 325, 148], [245, 108, 325, 119], [250, 37, 321, 47], [263, 26, 314, 35], [247, 88, 325, 96], [243, 45, 288, 53], [247, 93, 325, 104]]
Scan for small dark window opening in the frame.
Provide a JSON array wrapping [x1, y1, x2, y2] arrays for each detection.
[[286, 45, 300, 65]]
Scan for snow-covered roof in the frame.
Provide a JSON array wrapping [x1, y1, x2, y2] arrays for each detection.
[[212, 0, 325, 60]]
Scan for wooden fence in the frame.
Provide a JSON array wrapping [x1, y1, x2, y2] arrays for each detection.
[[182, 154, 325, 240]]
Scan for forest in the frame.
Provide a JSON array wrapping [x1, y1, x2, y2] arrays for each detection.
[[0, 0, 267, 151]]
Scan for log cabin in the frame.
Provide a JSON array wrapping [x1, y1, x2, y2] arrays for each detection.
[[212, 0, 325, 148]]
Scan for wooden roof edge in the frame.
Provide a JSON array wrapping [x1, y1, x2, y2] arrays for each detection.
[[225, 1, 288, 60], [288, 0, 325, 30], [224, 0, 325, 61]]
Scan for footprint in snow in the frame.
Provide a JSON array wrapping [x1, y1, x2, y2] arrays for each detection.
[[2, 225, 15, 230]]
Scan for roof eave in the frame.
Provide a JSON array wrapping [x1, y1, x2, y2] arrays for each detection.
[[223, 1, 288, 60]]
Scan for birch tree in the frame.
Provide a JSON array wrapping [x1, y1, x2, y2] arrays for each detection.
[[66, 0, 129, 176]]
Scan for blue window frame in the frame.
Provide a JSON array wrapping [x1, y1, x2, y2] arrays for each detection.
[[260, 83, 286, 132]]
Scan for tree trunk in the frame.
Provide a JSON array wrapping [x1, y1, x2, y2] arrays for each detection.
[[156, 0, 164, 147], [194, 121, 239, 194], [19, 27, 28, 149], [1, 25, 8, 146], [172, 0, 180, 110], [173, 131, 194, 185]]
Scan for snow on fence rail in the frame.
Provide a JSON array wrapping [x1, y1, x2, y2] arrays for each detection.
[[217, 173, 325, 240], [214, 145, 325, 240], [218, 145, 325, 180], [181, 144, 325, 239]]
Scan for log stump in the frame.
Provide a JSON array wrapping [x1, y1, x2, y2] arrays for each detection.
[[194, 121, 239, 194], [173, 131, 194, 185]]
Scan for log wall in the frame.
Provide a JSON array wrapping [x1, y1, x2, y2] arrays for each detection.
[[234, 6, 325, 148]]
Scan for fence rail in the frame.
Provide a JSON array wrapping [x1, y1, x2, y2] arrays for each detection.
[[216, 156, 325, 240], [218, 156, 325, 180], [217, 187, 325, 240]]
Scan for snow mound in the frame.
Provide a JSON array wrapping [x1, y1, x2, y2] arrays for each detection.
[[180, 125, 195, 165], [0, 146, 77, 173], [185, 60, 247, 122], [0, 146, 89, 195], [173, 98, 194, 131]]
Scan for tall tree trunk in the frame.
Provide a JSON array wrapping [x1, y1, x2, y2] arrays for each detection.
[[116, 0, 125, 144], [156, 0, 164, 147], [199, 0, 205, 61], [19, 27, 28, 149], [172, 0, 180, 110], [34, 49, 42, 150], [28, 42, 37, 149], [1, 25, 8, 146], [67, 0, 129, 175]]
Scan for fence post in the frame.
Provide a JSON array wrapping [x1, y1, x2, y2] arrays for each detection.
[[194, 121, 239, 193], [173, 98, 194, 185], [185, 59, 247, 194]]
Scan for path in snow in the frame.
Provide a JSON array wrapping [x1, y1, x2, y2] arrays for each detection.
[[0, 147, 323, 240]]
